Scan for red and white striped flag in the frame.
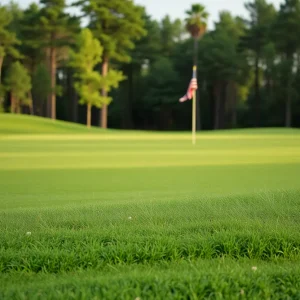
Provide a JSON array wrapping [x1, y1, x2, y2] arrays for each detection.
[[179, 68, 198, 102]]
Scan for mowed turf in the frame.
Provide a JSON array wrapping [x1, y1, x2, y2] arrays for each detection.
[[1, 114, 300, 299]]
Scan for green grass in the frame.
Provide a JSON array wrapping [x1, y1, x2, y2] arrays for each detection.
[[1, 115, 300, 299], [0, 113, 108, 134], [2, 260, 300, 299]]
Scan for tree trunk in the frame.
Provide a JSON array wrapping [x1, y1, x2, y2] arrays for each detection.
[[219, 82, 227, 129], [225, 81, 236, 129], [29, 91, 34, 115], [285, 55, 293, 128], [285, 84, 292, 127], [214, 82, 221, 130], [122, 63, 134, 129], [0, 56, 3, 111], [46, 48, 50, 117], [100, 56, 109, 129], [67, 68, 78, 122], [87, 103, 91, 128], [266, 73, 271, 104], [0, 56, 4, 112], [194, 37, 201, 130], [0, 56, 3, 84], [11, 94, 15, 113], [48, 46, 57, 120], [231, 82, 237, 128], [51, 47, 57, 120], [16, 99, 21, 114], [254, 53, 260, 127], [72, 92, 78, 122], [160, 104, 173, 130]]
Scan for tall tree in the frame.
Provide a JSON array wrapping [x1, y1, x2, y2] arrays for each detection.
[[75, 0, 146, 128], [212, 12, 250, 129], [160, 16, 183, 56], [119, 14, 182, 129], [262, 42, 276, 110], [242, 0, 276, 127], [0, 4, 20, 111], [70, 29, 124, 127], [6, 1, 23, 38], [38, 0, 78, 120], [19, 3, 44, 77], [32, 63, 52, 116], [122, 13, 161, 129], [273, 0, 300, 127], [142, 57, 180, 130], [199, 30, 238, 129], [0, 5, 19, 83], [185, 3, 209, 130], [5, 61, 32, 114]]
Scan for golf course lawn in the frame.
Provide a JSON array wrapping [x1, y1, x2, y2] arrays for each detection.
[[1, 114, 300, 299]]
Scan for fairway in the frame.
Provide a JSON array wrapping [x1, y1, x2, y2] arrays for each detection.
[[1, 115, 300, 299]]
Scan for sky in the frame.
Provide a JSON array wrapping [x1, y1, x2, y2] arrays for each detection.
[[6, 0, 282, 29]]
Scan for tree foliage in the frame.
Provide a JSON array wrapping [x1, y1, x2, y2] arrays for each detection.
[[5, 61, 31, 113], [75, 0, 146, 62], [1, 0, 300, 129], [74, 0, 146, 128], [38, 0, 79, 120], [0, 3, 20, 113], [70, 28, 124, 127], [185, 4, 209, 39], [0, 5, 20, 81], [32, 63, 52, 116]]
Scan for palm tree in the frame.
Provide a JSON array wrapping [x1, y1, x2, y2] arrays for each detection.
[[185, 4, 208, 130], [185, 4, 208, 65]]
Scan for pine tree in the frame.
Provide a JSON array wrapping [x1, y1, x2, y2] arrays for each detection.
[[0, 5, 20, 83], [242, 0, 276, 127], [38, 0, 78, 120], [0, 5, 20, 110], [70, 29, 124, 127], [19, 3, 44, 76], [75, 0, 146, 128], [5, 61, 32, 114], [274, 0, 300, 127], [32, 63, 52, 116]]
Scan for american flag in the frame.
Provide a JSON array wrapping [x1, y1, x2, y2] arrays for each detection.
[[179, 67, 198, 103]]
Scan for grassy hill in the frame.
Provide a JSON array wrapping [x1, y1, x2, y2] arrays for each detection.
[[1, 113, 300, 136], [0, 114, 105, 134], [1, 113, 300, 298]]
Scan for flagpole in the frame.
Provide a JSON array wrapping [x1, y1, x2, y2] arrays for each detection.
[[192, 65, 197, 145]]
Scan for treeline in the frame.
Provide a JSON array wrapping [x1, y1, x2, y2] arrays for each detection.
[[1, 0, 300, 130]]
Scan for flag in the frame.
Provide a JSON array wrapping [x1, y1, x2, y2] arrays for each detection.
[[179, 66, 198, 102]]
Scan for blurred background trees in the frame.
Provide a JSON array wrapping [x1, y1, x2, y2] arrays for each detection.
[[1, 0, 300, 130]]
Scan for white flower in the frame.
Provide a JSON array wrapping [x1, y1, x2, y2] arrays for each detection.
[[251, 266, 257, 271], [240, 289, 245, 295], [26, 232, 31, 236], [128, 216, 132, 220]]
